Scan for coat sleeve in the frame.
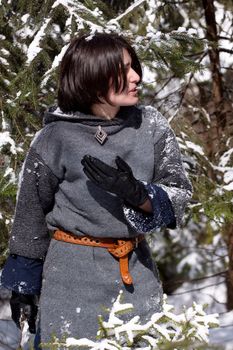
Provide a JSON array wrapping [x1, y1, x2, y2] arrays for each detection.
[[1, 144, 59, 294], [9, 146, 59, 258], [1, 255, 44, 295], [123, 183, 176, 233], [123, 111, 192, 233]]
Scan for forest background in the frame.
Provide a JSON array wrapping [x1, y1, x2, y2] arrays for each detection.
[[0, 0, 233, 348]]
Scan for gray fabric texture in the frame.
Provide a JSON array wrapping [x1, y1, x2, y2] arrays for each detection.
[[40, 238, 163, 343], [9, 148, 59, 258], [8, 105, 192, 345]]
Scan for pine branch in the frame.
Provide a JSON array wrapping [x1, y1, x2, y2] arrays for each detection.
[[164, 0, 196, 3], [149, 75, 175, 102], [168, 51, 208, 122], [219, 48, 233, 54], [172, 280, 224, 295], [218, 35, 233, 41], [109, 0, 146, 22], [203, 292, 226, 305], [164, 271, 227, 291], [44, 292, 219, 349]]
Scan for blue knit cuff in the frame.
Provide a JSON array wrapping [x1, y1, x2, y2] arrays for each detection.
[[1, 255, 43, 295], [123, 183, 176, 233]]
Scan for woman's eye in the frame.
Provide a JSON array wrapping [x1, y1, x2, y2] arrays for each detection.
[[124, 64, 131, 72]]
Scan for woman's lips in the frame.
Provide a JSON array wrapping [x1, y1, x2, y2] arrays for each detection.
[[128, 87, 138, 94]]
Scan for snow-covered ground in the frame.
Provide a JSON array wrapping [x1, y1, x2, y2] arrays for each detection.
[[0, 274, 233, 350]]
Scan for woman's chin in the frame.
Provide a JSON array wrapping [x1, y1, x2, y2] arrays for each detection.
[[123, 96, 139, 106]]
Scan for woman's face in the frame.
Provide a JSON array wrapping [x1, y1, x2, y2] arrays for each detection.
[[107, 49, 140, 107]]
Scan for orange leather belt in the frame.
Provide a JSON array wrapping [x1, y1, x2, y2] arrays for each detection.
[[53, 230, 144, 285]]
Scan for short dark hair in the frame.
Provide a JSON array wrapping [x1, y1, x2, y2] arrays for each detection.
[[57, 33, 142, 113]]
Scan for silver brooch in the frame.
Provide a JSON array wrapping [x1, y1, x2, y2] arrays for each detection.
[[95, 126, 108, 145]]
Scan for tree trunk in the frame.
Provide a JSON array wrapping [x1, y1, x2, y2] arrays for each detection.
[[224, 223, 233, 310], [202, 0, 233, 311], [202, 0, 226, 130]]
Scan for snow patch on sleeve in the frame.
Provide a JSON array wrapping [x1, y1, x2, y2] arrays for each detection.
[[123, 183, 176, 234]]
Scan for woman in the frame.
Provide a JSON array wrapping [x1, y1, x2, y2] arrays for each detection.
[[1, 33, 192, 348]]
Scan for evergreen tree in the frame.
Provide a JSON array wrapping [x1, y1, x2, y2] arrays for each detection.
[[1, 0, 233, 313], [0, 0, 203, 265]]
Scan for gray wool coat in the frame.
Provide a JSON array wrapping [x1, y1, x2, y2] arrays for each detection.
[[6, 105, 192, 345]]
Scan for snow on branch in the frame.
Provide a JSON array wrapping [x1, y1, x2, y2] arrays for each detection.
[[42, 291, 219, 350], [0, 131, 23, 155], [26, 19, 50, 64], [109, 0, 147, 23]]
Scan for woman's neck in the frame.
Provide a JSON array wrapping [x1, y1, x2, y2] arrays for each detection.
[[91, 103, 120, 120]]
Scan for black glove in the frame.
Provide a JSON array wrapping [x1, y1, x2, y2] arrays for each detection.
[[10, 291, 38, 334], [81, 155, 148, 207]]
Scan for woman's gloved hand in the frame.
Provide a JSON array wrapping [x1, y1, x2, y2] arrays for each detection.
[[10, 291, 38, 334], [81, 155, 148, 207]]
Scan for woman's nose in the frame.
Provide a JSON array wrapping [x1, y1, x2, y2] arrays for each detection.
[[129, 68, 140, 83]]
